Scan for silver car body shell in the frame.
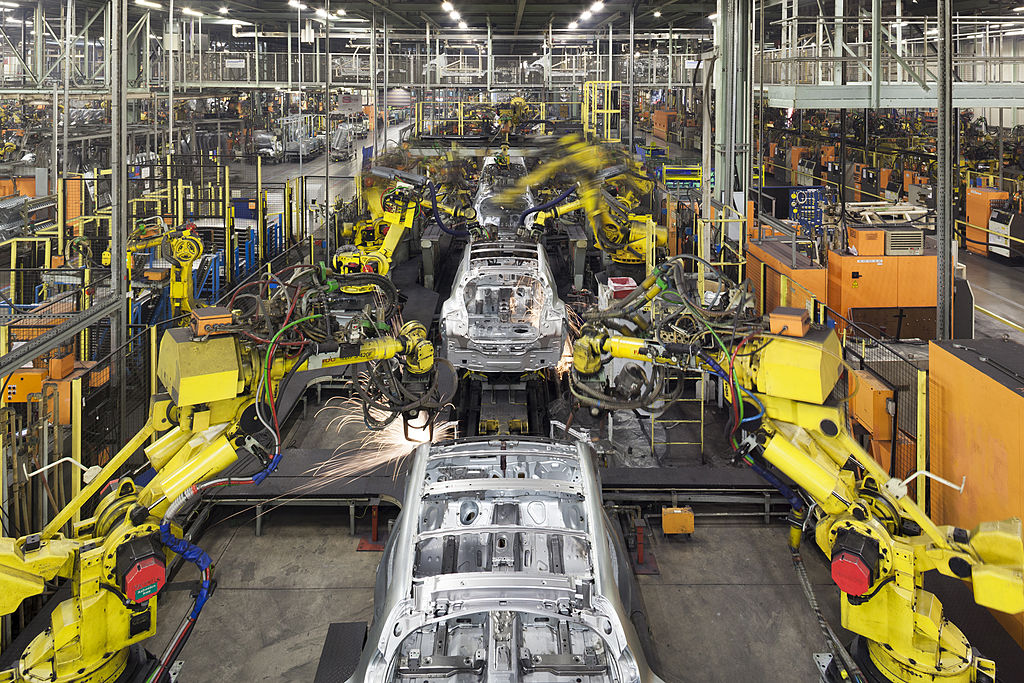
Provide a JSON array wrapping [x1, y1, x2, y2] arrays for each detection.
[[345, 438, 664, 682], [472, 156, 537, 237], [440, 241, 567, 373]]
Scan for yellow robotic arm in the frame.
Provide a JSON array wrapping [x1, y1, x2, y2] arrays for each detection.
[[498, 135, 665, 266], [125, 224, 205, 316], [572, 324, 1024, 683], [0, 321, 435, 683]]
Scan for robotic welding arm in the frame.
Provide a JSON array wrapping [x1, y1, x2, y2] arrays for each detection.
[[0, 319, 440, 683], [573, 316, 1024, 682]]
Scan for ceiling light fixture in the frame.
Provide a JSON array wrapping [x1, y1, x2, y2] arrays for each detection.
[[1015, 5, 1024, 10], [458, 20, 467, 29], [442, 1, 453, 10], [218, 6, 228, 13], [568, 20, 578, 29], [182, 7, 202, 16], [134, 0, 161, 8], [654, 10, 661, 17], [0, 1, 19, 6], [336, 8, 345, 15], [708, 12, 718, 20], [590, 1, 604, 10], [315, 7, 327, 17], [449, 10, 459, 19], [581, 10, 592, 20]]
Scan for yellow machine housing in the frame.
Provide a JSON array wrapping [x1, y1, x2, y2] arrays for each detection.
[[157, 327, 244, 406], [733, 327, 842, 404]]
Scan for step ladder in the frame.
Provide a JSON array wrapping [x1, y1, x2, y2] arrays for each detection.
[[650, 368, 707, 462]]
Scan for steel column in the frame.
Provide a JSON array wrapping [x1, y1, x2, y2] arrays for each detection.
[[871, 0, 881, 108], [628, 10, 634, 151], [936, 0, 953, 339]]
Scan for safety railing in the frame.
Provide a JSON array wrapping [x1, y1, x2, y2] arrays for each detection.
[[826, 306, 929, 506], [756, 15, 1024, 88], [146, 50, 713, 89]]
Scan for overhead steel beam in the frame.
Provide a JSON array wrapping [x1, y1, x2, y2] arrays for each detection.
[[365, 0, 416, 28], [514, 0, 527, 35]]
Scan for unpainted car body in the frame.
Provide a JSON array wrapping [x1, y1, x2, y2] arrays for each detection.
[[440, 241, 566, 374], [346, 437, 664, 682]]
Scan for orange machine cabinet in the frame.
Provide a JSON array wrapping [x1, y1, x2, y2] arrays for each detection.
[[652, 110, 676, 141], [3, 368, 47, 403], [746, 240, 827, 315], [928, 339, 1024, 647], [852, 163, 866, 201], [790, 146, 808, 175], [826, 250, 937, 316], [965, 186, 1009, 256], [847, 226, 886, 256], [849, 369, 893, 442]]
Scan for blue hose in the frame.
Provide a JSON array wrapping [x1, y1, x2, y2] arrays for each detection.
[[517, 185, 576, 228], [427, 182, 469, 237], [744, 458, 805, 512], [698, 350, 765, 423], [158, 524, 212, 618]]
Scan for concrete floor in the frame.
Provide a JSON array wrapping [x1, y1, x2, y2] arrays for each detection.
[[152, 387, 840, 682], [225, 121, 415, 204], [961, 248, 1024, 344], [152, 508, 839, 683]]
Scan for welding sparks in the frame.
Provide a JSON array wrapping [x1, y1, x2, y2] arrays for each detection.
[[556, 337, 575, 378], [302, 399, 455, 494]]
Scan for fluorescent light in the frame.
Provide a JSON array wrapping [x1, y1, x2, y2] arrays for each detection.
[[134, 0, 161, 8], [458, 20, 467, 29], [315, 8, 327, 17], [219, 6, 228, 13], [0, 1, 19, 6], [582, 10, 592, 20], [708, 12, 718, 20], [654, 10, 661, 17], [336, 8, 345, 15], [182, 7, 201, 15], [449, 10, 459, 19], [287, 0, 305, 8], [568, 20, 578, 29], [1014, 6, 1024, 11], [532, 51, 537, 56], [590, 1, 604, 10], [441, 1, 453, 10]]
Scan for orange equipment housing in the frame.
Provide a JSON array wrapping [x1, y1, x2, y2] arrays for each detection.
[[928, 339, 1024, 648], [652, 110, 677, 141], [744, 240, 826, 315], [965, 186, 1010, 256]]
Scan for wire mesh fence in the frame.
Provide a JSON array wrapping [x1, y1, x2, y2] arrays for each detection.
[[79, 324, 155, 473], [751, 259, 929, 504]]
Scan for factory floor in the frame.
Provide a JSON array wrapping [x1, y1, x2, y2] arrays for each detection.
[[961, 248, 1024, 344], [223, 122, 415, 204], [151, 508, 842, 683], [150, 393, 842, 682]]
